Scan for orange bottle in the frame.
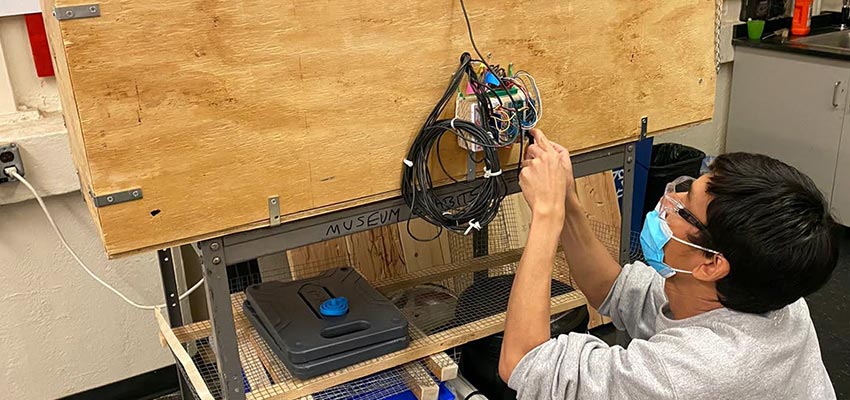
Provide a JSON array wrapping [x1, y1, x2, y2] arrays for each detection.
[[792, 0, 813, 36]]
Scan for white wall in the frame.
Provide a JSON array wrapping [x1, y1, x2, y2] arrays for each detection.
[[0, 193, 172, 399], [0, 14, 173, 399], [821, 0, 843, 12]]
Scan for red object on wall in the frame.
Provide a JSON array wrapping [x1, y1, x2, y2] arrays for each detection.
[[24, 13, 55, 78]]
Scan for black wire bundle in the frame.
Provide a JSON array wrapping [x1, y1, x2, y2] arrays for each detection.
[[401, 53, 508, 240]]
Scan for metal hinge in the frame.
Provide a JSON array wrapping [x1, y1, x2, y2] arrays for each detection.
[[54, 4, 101, 21], [268, 196, 281, 227], [89, 187, 143, 208]]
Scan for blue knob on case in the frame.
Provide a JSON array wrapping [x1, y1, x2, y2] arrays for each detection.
[[320, 297, 349, 317]]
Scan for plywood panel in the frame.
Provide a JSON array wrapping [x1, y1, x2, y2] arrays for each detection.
[[45, 0, 716, 256], [346, 225, 408, 281], [286, 238, 349, 279], [399, 219, 452, 272]]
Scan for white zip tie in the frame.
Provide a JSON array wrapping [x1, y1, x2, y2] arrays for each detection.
[[464, 219, 482, 235], [483, 167, 502, 178], [403, 159, 414, 167], [450, 118, 457, 130]]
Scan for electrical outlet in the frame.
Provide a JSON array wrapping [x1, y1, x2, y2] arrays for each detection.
[[0, 143, 24, 184]]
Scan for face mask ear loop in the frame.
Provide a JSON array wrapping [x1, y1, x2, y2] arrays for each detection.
[[669, 268, 694, 275], [668, 235, 720, 255]]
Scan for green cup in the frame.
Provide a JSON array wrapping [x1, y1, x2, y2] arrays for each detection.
[[748, 20, 766, 40]]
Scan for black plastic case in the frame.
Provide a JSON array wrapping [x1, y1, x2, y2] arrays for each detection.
[[243, 301, 409, 379], [242, 267, 410, 378]]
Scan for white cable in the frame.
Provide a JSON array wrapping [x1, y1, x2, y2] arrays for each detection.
[[6, 167, 204, 310]]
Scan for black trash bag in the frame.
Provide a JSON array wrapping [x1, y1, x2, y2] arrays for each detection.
[[642, 143, 705, 218]]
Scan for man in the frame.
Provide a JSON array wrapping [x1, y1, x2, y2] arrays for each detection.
[[500, 129, 838, 399]]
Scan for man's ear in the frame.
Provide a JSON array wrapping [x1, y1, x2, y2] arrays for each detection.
[[693, 254, 730, 282]]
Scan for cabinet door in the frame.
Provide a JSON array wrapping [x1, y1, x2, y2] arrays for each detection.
[[727, 46, 848, 202], [833, 115, 850, 225]]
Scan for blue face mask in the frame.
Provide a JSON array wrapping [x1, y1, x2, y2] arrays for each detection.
[[640, 203, 719, 279]]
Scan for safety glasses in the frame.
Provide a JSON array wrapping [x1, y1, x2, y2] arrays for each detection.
[[658, 176, 710, 233]]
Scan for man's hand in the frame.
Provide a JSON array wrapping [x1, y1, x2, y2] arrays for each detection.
[[520, 129, 574, 220]]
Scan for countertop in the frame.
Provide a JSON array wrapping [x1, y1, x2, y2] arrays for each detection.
[[733, 13, 850, 61]]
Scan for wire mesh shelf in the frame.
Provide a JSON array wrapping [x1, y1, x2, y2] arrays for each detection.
[[164, 195, 623, 400], [170, 336, 445, 400]]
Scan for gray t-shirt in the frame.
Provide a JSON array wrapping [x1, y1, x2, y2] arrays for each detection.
[[507, 261, 835, 399]]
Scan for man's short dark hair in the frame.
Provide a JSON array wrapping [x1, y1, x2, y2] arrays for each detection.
[[695, 152, 838, 314]]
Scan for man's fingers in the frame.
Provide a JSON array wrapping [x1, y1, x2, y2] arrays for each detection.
[[551, 142, 570, 157], [525, 144, 544, 160], [529, 129, 552, 151]]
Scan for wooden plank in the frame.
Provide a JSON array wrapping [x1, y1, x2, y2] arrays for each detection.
[[346, 225, 408, 281], [376, 248, 524, 295], [286, 237, 349, 279], [424, 353, 458, 382], [399, 219, 452, 272], [44, 0, 716, 256], [401, 363, 440, 400], [154, 308, 215, 400]]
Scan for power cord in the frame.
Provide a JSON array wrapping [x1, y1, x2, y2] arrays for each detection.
[[5, 166, 204, 310]]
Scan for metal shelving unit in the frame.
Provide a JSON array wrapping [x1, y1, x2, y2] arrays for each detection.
[[158, 138, 640, 400]]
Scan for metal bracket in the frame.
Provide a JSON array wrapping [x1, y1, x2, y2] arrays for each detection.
[[639, 116, 648, 141], [90, 188, 143, 207], [268, 196, 281, 227], [54, 4, 101, 21]]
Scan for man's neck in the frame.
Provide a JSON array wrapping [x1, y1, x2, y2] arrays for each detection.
[[664, 278, 723, 320]]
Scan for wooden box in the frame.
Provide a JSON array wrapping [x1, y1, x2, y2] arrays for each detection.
[[40, 0, 716, 257]]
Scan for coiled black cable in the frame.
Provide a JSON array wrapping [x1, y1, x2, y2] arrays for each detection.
[[402, 53, 508, 240]]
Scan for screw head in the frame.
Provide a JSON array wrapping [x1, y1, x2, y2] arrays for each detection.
[[89, 6, 98, 13], [65, 10, 74, 17], [627, 156, 633, 163], [210, 242, 220, 251], [271, 198, 277, 205], [106, 196, 114, 202], [132, 190, 140, 197], [212, 256, 221, 265]]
